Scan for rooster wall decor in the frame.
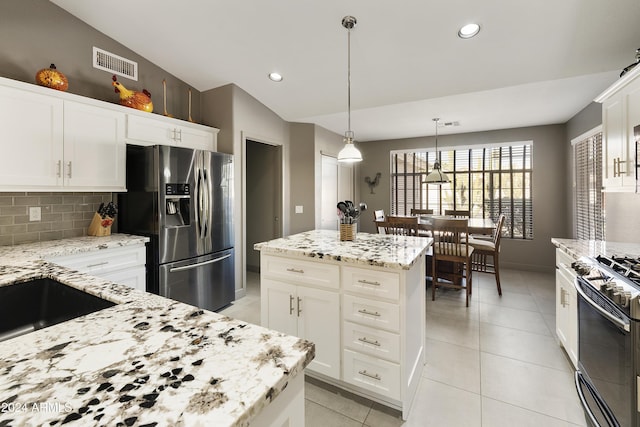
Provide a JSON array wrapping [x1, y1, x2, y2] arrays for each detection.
[[365, 172, 382, 194]]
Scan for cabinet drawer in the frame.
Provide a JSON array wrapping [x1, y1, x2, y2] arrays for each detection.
[[48, 245, 146, 275], [343, 294, 400, 332], [343, 349, 401, 400], [343, 321, 400, 362], [555, 249, 576, 271], [261, 255, 339, 289], [343, 266, 399, 301]]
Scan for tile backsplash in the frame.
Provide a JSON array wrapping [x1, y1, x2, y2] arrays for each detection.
[[0, 192, 113, 246]]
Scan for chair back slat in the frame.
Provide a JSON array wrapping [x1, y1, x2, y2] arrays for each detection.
[[493, 214, 506, 248], [376, 215, 419, 236], [410, 208, 433, 216], [432, 217, 469, 257], [444, 209, 470, 218]]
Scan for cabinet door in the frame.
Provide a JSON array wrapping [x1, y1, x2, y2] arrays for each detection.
[[63, 101, 126, 190], [602, 96, 625, 189], [100, 266, 146, 292], [555, 270, 570, 349], [0, 85, 63, 189], [297, 286, 340, 379], [126, 114, 174, 146], [176, 125, 215, 151], [261, 279, 297, 336]]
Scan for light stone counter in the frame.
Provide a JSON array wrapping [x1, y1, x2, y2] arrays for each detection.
[[551, 238, 640, 260], [0, 234, 313, 426], [254, 229, 431, 269]]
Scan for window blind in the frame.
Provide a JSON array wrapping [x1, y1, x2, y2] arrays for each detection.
[[574, 133, 604, 240]]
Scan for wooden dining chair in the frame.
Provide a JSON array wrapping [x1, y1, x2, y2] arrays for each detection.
[[444, 209, 470, 218], [468, 214, 506, 296], [431, 217, 474, 306], [410, 208, 433, 215], [378, 215, 419, 236]]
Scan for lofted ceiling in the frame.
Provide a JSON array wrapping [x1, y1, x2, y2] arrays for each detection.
[[50, 0, 640, 141]]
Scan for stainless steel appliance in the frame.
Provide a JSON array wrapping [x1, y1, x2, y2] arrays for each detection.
[[118, 145, 234, 312], [572, 255, 640, 427]]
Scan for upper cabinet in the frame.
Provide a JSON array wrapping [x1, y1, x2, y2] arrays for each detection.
[[0, 76, 219, 192], [595, 66, 640, 192], [126, 114, 218, 151]]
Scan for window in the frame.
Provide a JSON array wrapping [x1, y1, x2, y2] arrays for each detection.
[[391, 143, 533, 239], [574, 132, 604, 240]]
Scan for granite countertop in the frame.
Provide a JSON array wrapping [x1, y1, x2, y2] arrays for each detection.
[[0, 235, 314, 427], [552, 238, 640, 260], [254, 229, 432, 270]]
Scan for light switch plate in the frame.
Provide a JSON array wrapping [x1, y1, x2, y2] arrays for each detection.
[[29, 206, 41, 221], [295, 205, 303, 214]]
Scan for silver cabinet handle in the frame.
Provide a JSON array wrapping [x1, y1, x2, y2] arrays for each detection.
[[176, 128, 182, 141], [287, 268, 304, 274], [86, 261, 109, 268], [56, 160, 62, 178], [67, 161, 72, 178], [357, 309, 381, 317], [297, 297, 302, 316], [358, 370, 381, 380], [358, 279, 381, 286], [358, 337, 381, 346], [289, 295, 295, 315]]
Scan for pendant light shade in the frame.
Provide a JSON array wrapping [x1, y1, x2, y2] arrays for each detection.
[[338, 16, 362, 163], [424, 118, 450, 185]]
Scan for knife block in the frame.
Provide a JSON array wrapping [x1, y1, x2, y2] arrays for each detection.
[[87, 212, 113, 237]]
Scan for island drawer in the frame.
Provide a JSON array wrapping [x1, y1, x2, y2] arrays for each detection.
[[342, 266, 400, 301], [343, 320, 400, 362], [343, 348, 401, 400], [261, 255, 339, 289], [47, 245, 146, 275], [343, 294, 400, 332]]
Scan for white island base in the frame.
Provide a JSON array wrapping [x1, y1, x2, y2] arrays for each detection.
[[256, 230, 430, 420]]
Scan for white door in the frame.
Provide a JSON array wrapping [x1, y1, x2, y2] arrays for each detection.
[[320, 154, 339, 230]]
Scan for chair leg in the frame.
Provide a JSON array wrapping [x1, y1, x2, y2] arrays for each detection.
[[466, 262, 471, 307], [494, 253, 502, 296], [431, 256, 436, 301]]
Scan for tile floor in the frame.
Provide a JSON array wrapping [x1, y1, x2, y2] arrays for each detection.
[[219, 268, 586, 427]]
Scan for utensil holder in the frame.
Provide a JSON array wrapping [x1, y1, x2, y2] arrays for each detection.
[[87, 213, 113, 237], [340, 223, 356, 241]]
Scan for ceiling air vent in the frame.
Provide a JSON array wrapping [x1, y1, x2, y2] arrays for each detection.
[[92, 47, 138, 81]]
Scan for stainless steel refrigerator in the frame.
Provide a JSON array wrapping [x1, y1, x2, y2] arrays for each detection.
[[118, 144, 234, 312]]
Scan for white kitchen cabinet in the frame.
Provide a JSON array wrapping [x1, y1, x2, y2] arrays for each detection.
[[126, 113, 218, 151], [261, 274, 341, 379], [47, 244, 147, 292], [555, 248, 578, 368], [63, 101, 126, 191], [260, 252, 425, 420], [0, 77, 126, 192], [595, 65, 640, 192]]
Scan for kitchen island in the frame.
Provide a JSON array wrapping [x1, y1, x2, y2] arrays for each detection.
[[0, 234, 314, 426], [255, 229, 432, 420]]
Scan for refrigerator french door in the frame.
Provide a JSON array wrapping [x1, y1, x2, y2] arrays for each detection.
[[118, 144, 234, 312]]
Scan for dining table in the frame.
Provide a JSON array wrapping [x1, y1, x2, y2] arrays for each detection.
[[417, 215, 496, 236]]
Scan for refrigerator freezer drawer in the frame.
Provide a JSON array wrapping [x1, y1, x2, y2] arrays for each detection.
[[159, 249, 234, 312]]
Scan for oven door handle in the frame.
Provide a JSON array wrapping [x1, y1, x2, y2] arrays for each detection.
[[575, 371, 621, 427], [574, 278, 630, 332]]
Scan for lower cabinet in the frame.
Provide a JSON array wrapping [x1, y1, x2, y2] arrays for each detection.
[[260, 253, 425, 420], [261, 278, 340, 379], [555, 248, 578, 368], [47, 244, 146, 292]]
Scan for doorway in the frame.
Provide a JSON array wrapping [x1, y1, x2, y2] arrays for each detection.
[[245, 139, 283, 273]]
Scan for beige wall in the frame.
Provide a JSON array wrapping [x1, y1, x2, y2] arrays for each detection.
[[289, 123, 316, 233], [357, 125, 568, 272]]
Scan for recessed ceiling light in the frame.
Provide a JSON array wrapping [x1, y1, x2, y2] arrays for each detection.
[[268, 72, 283, 82], [458, 23, 480, 39]]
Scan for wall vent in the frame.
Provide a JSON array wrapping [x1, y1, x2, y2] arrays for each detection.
[[92, 47, 138, 81]]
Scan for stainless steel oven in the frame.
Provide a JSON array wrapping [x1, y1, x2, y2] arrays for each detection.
[[573, 255, 640, 427]]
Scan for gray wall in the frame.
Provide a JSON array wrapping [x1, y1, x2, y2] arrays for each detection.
[[0, 0, 201, 122], [289, 123, 316, 233], [357, 125, 568, 272]]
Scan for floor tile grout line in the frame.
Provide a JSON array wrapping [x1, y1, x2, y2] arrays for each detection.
[[480, 395, 585, 426]]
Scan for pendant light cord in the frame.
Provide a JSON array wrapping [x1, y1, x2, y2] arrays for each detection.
[[347, 28, 351, 134]]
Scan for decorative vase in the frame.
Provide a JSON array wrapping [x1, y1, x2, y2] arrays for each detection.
[[35, 64, 68, 91]]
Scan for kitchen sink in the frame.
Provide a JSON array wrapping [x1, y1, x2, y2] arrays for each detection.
[[0, 278, 116, 342]]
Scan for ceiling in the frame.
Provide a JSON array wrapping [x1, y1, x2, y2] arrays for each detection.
[[50, 0, 640, 141]]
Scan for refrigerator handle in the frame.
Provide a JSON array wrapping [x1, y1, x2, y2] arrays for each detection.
[[203, 167, 211, 239], [169, 253, 232, 273], [197, 167, 206, 239]]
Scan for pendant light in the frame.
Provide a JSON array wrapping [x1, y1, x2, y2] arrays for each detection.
[[337, 16, 363, 163], [424, 118, 450, 185]]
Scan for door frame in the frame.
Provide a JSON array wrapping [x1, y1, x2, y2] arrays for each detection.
[[241, 132, 284, 298]]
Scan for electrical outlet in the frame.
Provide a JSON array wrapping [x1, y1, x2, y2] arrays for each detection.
[[295, 205, 303, 214], [29, 207, 41, 222]]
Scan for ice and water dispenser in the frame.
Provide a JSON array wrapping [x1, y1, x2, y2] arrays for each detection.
[[165, 183, 190, 226]]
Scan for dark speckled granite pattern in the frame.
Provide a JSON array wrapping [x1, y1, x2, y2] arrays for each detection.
[[0, 235, 314, 426], [254, 229, 432, 270]]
